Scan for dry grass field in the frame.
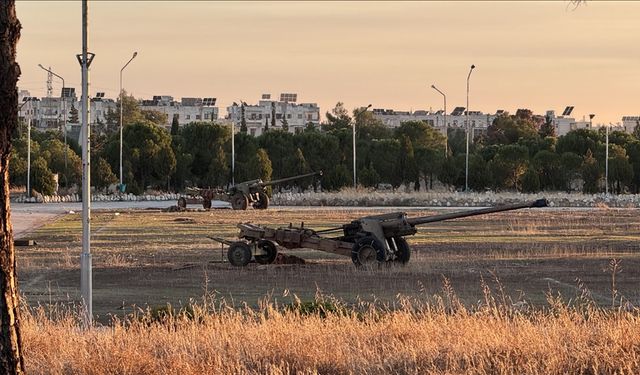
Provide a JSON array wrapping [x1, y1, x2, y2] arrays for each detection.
[[15, 206, 640, 373]]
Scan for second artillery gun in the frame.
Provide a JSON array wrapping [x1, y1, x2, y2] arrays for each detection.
[[212, 199, 548, 267], [178, 171, 322, 210]]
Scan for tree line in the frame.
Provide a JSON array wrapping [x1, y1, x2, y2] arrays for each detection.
[[10, 97, 640, 195]]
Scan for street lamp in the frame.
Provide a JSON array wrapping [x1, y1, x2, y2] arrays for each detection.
[[465, 64, 475, 192], [18, 100, 31, 197], [38, 64, 67, 185], [431, 84, 447, 155], [353, 104, 372, 189], [589, 113, 595, 128], [606, 122, 610, 195], [119, 51, 138, 190]]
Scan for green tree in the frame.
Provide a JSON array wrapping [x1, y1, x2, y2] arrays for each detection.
[[104, 121, 176, 193], [608, 145, 633, 194], [68, 102, 79, 123], [559, 152, 583, 192], [358, 162, 381, 188], [487, 144, 529, 191], [30, 157, 56, 195], [486, 113, 539, 145], [521, 166, 541, 193], [324, 102, 351, 131], [92, 157, 117, 191], [581, 149, 601, 193], [170, 114, 179, 136], [205, 145, 229, 187], [625, 140, 640, 193], [240, 102, 247, 133]]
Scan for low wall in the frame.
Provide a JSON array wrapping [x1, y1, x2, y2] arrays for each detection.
[[9, 191, 640, 208]]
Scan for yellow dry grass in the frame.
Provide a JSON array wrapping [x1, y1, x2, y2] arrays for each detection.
[[20, 291, 640, 375]]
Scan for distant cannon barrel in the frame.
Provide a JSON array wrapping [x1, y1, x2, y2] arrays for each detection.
[[405, 198, 548, 227], [258, 171, 323, 188]]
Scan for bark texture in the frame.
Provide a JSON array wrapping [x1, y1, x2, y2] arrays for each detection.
[[0, 1, 24, 373]]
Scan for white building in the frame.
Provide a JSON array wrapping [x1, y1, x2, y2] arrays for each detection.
[[140, 96, 219, 127], [226, 94, 321, 136], [372, 107, 496, 137], [18, 88, 116, 129], [622, 116, 640, 134]]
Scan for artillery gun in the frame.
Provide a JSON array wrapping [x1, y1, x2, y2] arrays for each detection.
[[212, 199, 548, 267], [178, 171, 322, 210]]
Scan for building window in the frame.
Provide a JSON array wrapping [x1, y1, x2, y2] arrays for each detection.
[[186, 114, 191, 120], [266, 114, 270, 119], [250, 128, 256, 136], [258, 114, 262, 119], [250, 113, 256, 120], [287, 114, 292, 119], [204, 113, 210, 119], [298, 114, 303, 119], [196, 115, 201, 120], [307, 114, 313, 120], [276, 114, 282, 119]]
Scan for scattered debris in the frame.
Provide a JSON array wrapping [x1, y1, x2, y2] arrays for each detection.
[[273, 253, 306, 265], [174, 217, 196, 223], [14, 239, 37, 247]]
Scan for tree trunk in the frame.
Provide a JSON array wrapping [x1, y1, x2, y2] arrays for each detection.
[[0, 1, 25, 374]]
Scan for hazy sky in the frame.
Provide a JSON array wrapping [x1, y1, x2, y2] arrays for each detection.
[[15, 1, 640, 124]]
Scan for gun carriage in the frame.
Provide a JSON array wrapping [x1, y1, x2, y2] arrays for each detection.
[[212, 199, 548, 267], [177, 171, 322, 210]]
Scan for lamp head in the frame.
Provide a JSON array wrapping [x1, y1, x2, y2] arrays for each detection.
[[366, 104, 372, 108], [431, 84, 436, 89], [133, 52, 138, 58], [471, 64, 476, 70]]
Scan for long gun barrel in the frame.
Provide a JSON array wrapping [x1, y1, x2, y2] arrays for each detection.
[[257, 171, 323, 188], [406, 198, 548, 226]]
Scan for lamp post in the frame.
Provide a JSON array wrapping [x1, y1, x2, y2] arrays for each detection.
[[589, 113, 595, 128], [465, 64, 475, 192], [606, 122, 609, 195], [18, 99, 31, 197], [353, 104, 372, 189], [77, 0, 95, 327], [38, 64, 67, 185], [119, 51, 138, 190], [431, 84, 447, 156]]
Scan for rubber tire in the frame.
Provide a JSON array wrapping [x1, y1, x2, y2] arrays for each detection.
[[202, 199, 212, 209], [351, 237, 386, 267], [392, 237, 411, 264], [254, 240, 278, 264], [227, 242, 252, 267], [177, 197, 187, 208], [253, 192, 270, 210], [231, 193, 249, 210]]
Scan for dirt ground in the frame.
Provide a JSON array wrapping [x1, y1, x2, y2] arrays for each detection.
[[16, 206, 640, 322]]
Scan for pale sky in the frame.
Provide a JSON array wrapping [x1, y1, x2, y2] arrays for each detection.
[[15, 1, 640, 125]]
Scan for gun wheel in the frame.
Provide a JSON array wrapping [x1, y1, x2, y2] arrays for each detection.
[[231, 193, 249, 210], [391, 237, 411, 264], [351, 237, 385, 267], [254, 240, 278, 264], [177, 197, 187, 208], [202, 199, 212, 209], [227, 242, 252, 267], [253, 192, 270, 210]]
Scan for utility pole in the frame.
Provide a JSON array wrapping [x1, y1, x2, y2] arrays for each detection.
[[465, 64, 475, 192], [77, 0, 95, 327]]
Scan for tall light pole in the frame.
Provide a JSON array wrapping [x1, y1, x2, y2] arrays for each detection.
[[431, 84, 447, 156], [77, 0, 95, 327], [589, 113, 595, 128], [353, 104, 371, 189], [606, 122, 610, 195], [465, 64, 475, 192], [119, 51, 138, 190], [38, 64, 67, 185]]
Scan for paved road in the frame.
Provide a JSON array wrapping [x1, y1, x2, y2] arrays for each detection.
[[10, 200, 182, 238]]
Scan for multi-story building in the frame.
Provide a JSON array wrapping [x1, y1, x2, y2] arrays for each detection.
[[226, 94, 321, 136], [140, 96, 219, 127], [372, 107, 496, 137], [622, 116, 640, 134]]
